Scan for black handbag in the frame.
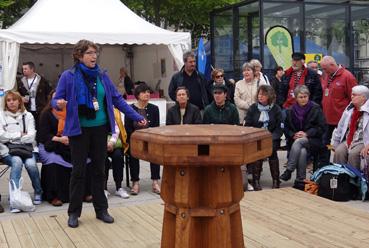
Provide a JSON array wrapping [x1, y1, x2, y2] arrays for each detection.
[[317, 173, 357, 202], [7, 114, 33, 160]]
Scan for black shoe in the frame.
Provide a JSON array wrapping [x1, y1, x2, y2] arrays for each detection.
[[96, 211, 114, 223], [0, 203, 4, 213], [68, 214, 79, 228], [280, 170, 292, 181]]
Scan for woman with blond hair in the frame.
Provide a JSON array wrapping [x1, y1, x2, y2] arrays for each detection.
[[0, 91, 41, 212]]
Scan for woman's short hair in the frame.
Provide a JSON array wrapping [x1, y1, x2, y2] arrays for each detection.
[[211, 68, 224, 80], [134, 83, 151, 100], [250, 59, 262, 68], [242, 62, 255, 74], [294, 85, 310, 97], [4, 91, 25, 112], [255, 85, 276, 105], [175, 86, 190, 98], [72, 39, 99, 63], [352, 85, 369, 100]]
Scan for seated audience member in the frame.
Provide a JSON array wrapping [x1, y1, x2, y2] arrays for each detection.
[[244, 85, 283, 190], [38, 91, 92, 206], [203, 84, 239, 125], [104, 108, 130, 199], [333, 85, 369, 169], [125, 83, 161, 195], [280, 85, 325, 187], [250, 59, 270, 85], [0, 91, 42, 212], [166, 87, 202, 125], [207, 68, 235, 104]]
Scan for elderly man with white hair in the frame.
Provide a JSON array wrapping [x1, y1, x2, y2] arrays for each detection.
[[333, 85, 369, 169]]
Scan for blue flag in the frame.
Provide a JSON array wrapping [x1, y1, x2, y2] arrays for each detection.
[[197, 38, 206, 74]]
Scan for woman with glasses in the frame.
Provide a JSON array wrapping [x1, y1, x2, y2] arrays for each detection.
[[207, 68, 235, 104], [52, 39, 146, 228]]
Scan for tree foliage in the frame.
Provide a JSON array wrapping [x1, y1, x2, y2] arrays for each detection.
[[121, 0, 237, 44], [0, 0, 33, 28]]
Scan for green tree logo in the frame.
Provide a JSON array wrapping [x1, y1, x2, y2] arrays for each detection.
[[271, 31, 288, 53]]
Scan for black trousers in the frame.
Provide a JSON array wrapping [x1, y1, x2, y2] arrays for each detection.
[[318, 124, 337, 169], [68, 125, 108, 217], [105, 148, 124, 190], [128, 148, 160, 181]]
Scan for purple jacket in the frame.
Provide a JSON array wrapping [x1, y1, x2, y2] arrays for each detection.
[[51, 67, 144, 137]]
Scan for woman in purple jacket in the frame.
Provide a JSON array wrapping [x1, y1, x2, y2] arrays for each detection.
[[52, 40, 146, 228]]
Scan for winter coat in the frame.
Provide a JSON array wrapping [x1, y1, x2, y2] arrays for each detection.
[[166, 103, 202, 125], [284, 102, 326, 152], [244, 103, 283, 141]]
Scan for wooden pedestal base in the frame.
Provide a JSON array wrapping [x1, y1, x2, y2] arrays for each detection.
[[160, 166, 245, 248]]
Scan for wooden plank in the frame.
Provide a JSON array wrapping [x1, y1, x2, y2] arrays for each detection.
[[42, 215, 75, 248], [0, 221, 9, 246], [21, 217, 49, 248], [11, 218, 36, 248], [1, 220, 21, 248], [32, 215, 62, 247]]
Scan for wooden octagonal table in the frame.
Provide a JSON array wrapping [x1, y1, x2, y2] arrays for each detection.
[[130, 125, 272, 248]]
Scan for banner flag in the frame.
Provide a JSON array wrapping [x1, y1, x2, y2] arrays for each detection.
[[265, 26, 294, 69]]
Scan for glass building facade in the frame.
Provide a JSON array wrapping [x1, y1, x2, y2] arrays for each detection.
[[210, 0, 369, 81]]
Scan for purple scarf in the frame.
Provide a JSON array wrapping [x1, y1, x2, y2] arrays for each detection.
[[292, 101, 314, 130]]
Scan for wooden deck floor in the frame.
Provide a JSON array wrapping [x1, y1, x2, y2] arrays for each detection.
[[0, 188, 369, 248]]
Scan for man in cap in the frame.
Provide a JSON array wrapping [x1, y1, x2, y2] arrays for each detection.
[[277, 52, 322, 108], [203, 84, 239, 125], [332, 85, 369, 169]]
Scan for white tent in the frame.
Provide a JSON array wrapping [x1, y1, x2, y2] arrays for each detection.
[[0, 0, 191, 92]]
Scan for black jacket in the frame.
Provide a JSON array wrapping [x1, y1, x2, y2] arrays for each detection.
[[125, 103, 160, 140], [38, 110, 71, 162], [206, 79, 235, 104], [166, 103, 202, 125], [277, 68, 322, 107], [18, 75, 52, 114], [203, 101, 239, 125], [168, 68, 209, 109], [284, 102, 326, 152], [244, 103, 283, 140]]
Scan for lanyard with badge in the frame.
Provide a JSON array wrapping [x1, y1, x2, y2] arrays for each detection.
[[290, 71, 302, 98], [28, 76, 37, 98], [325, 66, 341, 97], [80, 70, 99, 111]]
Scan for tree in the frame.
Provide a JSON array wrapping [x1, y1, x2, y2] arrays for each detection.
[[0, 0, 34, 28], [271, 31, 288, 53], [121, 0, 237, 45]]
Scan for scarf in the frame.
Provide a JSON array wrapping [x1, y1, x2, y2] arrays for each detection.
[[74, 62, 100, 119], [257, 103, 273, 129], [292, 100, 314, 130], [283, 66, 308, 109], [52, 108, 66, 136], [346, 108, 363, 147], [5, 110, 23, 118]]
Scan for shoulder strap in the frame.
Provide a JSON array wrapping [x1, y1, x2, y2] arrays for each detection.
[[22, 114, 26, 133]]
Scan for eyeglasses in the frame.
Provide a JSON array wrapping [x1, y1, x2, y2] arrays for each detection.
[[84, 51, 99, 56], [215, 75, 224, 79]]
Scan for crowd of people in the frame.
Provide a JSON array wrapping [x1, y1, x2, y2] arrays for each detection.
[[0, 39, 367, 228]]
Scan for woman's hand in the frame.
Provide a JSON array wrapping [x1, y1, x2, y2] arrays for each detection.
[[137, 119, 147, 127], [56, 99, 68, 109], [360, 145, 369, 157], [107, 141, 114, 152], [293, 131, 307, 139], [52, 136, 69, 145]]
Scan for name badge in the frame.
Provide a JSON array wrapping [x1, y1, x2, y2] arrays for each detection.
[[325, 88, 329, 97], [93, 98, 99, 111], [290, 90, 295, 98], [330, 178, 338, 189]]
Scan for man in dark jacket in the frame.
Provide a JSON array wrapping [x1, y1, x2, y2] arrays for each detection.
[[277, 52, 322, 108], [168, 51, 209, 110], [18, 61, 52, 124], [203, 85, 239, 125]]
